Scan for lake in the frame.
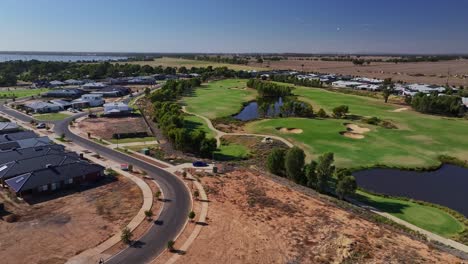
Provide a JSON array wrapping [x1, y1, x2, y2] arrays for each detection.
[[354, 164, 468, 217], [0, 53, 127, 62], [234, 97, 285, 121]]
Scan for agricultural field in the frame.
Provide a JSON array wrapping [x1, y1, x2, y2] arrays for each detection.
[[246, 85, 468, 168], [126, 57, 264, 71], [181, 79, 256, 119], [0, 88, 49, 99]]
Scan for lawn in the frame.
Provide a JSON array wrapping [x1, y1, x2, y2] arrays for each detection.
[[126, 57, 264, 71], [215, 143, 250, 161], [184, 115, 215, 138], [126, 144, 158, 152], [0, 88, 49, 98], [246, 85, 468, 168], [34, 112, 70, 121], [108, 136, 156, 144], [357, 191, 465, 237], [181, 79, 257, 119]]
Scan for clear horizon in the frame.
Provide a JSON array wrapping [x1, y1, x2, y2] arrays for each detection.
[[1, 0, 468, 54]]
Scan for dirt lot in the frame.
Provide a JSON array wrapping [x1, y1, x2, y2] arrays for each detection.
[[250, 58, 468, 86], [78, 116, 150, 140], [0, 175, 142, 264], [178, 170, 463, 264]]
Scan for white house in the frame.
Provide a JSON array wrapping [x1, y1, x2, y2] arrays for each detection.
[[82, 82, 107, 89], [462, 97, 468, 108], [64, 79, 84, 85], [72, 94, 104, 108], [406, 84, 445, 94], [49, 80, 66, 87], [332, 81, 363, 88], [103, 102, 132, 116], [356, 84, 381, 91], [24, 101, 62, 113]]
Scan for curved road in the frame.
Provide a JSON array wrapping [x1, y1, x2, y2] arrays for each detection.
[[1, 104, 191, 264]]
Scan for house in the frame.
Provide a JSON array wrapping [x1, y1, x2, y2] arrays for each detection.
[[49, 80, 66, 87], [356, 84, 381, 91], [103, 102, 132, 116], [332, 81, 363, 88], [64, 79, 85, 85], [0, 131, 38, 144], [82, 82, 107, 89], [407, 84, 446, 94], [50, 99, 72, 109], [5, 161, 105, 198], [90, 86, 131, 97], [43, 88, 84, 98], [462, 97, 468, 108], [0, 136, 51, 151], [24, 101, 62, 113], [0, 153, 80, 185], [0, 145, 66, 164], [72, 94, 104, 108], [0, 122, 20, 135]]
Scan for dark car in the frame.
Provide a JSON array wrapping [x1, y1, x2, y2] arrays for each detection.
[[192, 161, 208, 167]]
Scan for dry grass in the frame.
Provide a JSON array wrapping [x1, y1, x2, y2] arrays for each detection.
[[79, 117, 150, 140]]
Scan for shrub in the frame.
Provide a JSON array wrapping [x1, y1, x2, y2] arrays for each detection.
[[4, 214, 18, 223], [121, 227, 133, 244]]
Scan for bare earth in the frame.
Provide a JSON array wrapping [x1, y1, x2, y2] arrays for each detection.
[[0, 176, 142, 264], [178, 170, 462, 264], [278, 127, 303, 134], [78, 117, 150, 140], [250, 58, 468, 86]]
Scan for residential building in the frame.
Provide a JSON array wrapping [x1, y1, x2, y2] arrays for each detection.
[[43, 88, 84, 98], [82, 82, 107, 89], [0, 122, 20, 134], [0, 136, 51, 151], [0, 131, 38, 144], [90, 86, 131, 97], [462, 97, 468, 108], [0, 145, 66, 164], [64, 79, 85, 85], [49, 80, 66, 87], [103, 102, 132, 116], [5, 161, 105, 198], [332, 81, 363, 88], [72, 94, 104, 108], [24, 101, 62, 113], [50, 99, 72, 109], [407, 84, 446, 93]]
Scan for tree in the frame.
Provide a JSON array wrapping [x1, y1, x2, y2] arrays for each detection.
[[304, 160, 318, 188], [144, 87, 151, 97], [382, 78, 395, 103], [284, 147, 306, 184], [144, 210, 153, 220], [121, 227, 133, 244], [336, 176, 357, 199], [267, 148, 286, 175], [316, 153, 335, 192], [317, 108, 327, 118], [167, 240, 175, 252], [155, 190, 162, 200], [188, 211, 196, 222], [87, 132, 91, 138], [332, 105, 349, 119], [128, 164, 133, 172], [193, 190, 200, 200]]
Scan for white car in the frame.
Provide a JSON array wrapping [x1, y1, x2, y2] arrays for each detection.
[[36, 123, 46, 129]]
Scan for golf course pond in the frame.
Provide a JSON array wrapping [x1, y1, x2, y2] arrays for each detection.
[[234, 97, 285, 121], [354, 164, 468, 217]]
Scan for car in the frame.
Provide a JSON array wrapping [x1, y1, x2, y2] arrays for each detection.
[[192, 161, 208, 167], [36, 123, 46, 129]]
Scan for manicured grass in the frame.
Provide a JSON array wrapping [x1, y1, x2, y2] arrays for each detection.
[[108, 136, 156, 144], [246, 85, 468, 168], [182, 79, 257, 119], [184, 115, 215, 138], [215, 143, 250, 161], [126, 57, 264, 71], [357, 191, 465, 237], [126, 144, 158, 152], [0, 88, 49, 98], [34, 112, 70, 121]]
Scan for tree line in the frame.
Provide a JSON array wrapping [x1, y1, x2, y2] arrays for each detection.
[[246, 79, 293, 97], [267, 147, 357, 199], [150, 79, 217, 157], [270, 74, 323, 88], [409, 93, 466, 117]]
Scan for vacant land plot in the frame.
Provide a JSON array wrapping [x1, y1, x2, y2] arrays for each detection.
[[0, 175, 142, 264], [78, 117, 151, 140], [181, 79, 256, 119], [126, 57, 263, 71], [178, 170, 461, 263], [34, 112, 71, 121], [246, 85, 468, 168], [0, 88, 49, 99], [250, 58, 468, 86]]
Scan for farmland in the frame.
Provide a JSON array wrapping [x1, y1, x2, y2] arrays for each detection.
[[126, 57, 264, 71]]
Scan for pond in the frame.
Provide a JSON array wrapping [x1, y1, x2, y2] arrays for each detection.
[[353, 164, 468, 217], [234, 97, 285, 121]]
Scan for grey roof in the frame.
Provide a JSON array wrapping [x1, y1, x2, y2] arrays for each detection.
[[0, 131, 38, 143], [0, 145, 66, 164], [25, 101, 61, 110], [0, 136, 51, 151], [0, 122, 19, 133], [6, 161, 105, 193], [0, 153, 80, 180]]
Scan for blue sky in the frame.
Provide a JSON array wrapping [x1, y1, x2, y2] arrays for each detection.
[[1, 0, 467, 54]]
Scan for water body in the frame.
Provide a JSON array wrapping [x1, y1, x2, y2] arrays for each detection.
[[234, 97, 285, 121], [0, 53, 127, 62], [354, 164, 468, 217]]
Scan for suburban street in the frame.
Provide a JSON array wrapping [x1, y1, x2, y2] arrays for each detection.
[[0, 104, 192, 264]]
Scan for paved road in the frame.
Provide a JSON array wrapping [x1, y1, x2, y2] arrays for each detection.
[[1, 104, 191, 264]]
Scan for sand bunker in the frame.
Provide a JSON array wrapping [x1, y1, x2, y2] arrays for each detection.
[[391, 107, 408, 112], [277, 127, 303, 134], [341, 124, 370, 139]]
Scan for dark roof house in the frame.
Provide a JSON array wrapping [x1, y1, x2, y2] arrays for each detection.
[[0, 145, 66, 164], [0, 136, 51, 151], [0, 122, 20, 134], [0, 131, 38, 143], [43, 89, 84, 98]]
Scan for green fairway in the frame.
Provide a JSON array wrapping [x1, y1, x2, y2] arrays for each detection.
[[126, 57, 265, 71], [34, 112, 70, 121], [358, 191, 465, 237], [246, 85, 468, 168], [0, 88, 49, 98], [181, 79, 257, 119], [184, 115, 215, 138], [108, 136, 155, 144]]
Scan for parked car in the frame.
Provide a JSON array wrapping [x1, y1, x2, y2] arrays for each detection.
[[192, 161, 208, 167], [36, 123, 46, 129]]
